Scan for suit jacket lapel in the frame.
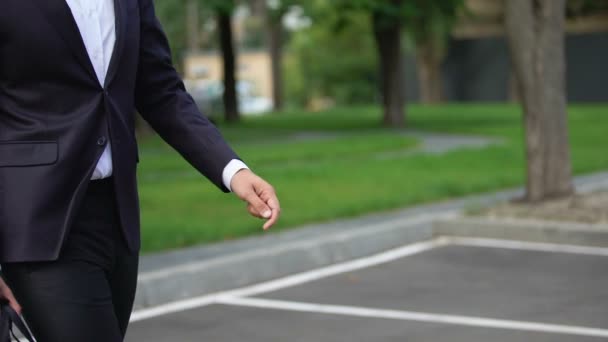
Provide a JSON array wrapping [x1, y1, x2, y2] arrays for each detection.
[[34, 0, 98, 83], [105, 0, 127, 88]]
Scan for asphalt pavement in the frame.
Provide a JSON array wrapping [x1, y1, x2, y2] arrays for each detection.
[[126, 237, 608, 341]]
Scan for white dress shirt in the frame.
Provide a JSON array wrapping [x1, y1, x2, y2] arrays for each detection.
[[65, 0, 247, 190]]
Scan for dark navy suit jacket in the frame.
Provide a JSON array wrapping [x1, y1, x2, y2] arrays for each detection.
[[0, 0, 239, 262]]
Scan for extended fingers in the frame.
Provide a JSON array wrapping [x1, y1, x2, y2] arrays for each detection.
[[262, 195, 281, 230], [234, 172, 280, 230], [245, 192, 272, 219], [246, 188, 280, 230]]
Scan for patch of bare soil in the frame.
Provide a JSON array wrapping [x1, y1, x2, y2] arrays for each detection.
[[479, 191, 608, 224]]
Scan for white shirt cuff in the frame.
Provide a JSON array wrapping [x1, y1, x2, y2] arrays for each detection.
[[222, 159, 249, 192]]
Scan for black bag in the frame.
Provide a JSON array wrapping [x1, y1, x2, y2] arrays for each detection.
[[0, 301, 35, 342]]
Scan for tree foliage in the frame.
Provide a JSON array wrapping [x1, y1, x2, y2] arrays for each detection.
[[402, 0, 463, 49], [285, 8, 379, 107], [154, 0, 190, 70], [202, 0, 237, 14], [566, 0, 608, 17], [153, 0, 236, 69]]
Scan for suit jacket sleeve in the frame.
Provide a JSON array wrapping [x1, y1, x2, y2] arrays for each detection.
[[134, 0, 238, 192]]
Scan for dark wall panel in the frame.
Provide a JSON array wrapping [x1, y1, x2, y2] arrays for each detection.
[[565, 33, 608, 102], [405, 32, 608, 102]]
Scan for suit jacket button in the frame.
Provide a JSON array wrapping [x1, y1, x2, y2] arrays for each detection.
[[97, 136, 107, 146]]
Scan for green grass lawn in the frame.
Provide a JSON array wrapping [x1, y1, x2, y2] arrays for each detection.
[[137, 103, 608, 253]]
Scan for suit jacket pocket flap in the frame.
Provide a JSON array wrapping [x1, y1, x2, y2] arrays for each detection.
[[0, 141, 58, 167]]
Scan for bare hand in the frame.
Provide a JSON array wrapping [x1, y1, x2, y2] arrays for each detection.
[[0, 277, 21, 314], [230, 169, 280, 230]]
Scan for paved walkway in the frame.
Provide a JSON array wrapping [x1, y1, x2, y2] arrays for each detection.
[[283, 130, 500, 154], [139, 130, 501, 181]]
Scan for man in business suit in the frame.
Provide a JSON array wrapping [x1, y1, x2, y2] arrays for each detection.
[[0, 0, 281, 341]]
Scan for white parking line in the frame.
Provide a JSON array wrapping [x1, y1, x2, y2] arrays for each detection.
[[223, 238, 448, 299], [130, 239, 446, 322], [131, 236, 608, 328], [446, 237, 608, 256], [130, 295, 222, 322], [217, 297, 608, 338]]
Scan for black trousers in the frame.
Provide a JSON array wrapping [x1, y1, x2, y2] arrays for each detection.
[[1, 177, 138, 342]]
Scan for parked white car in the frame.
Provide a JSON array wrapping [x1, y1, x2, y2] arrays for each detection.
[[185, 80, 273, 119]]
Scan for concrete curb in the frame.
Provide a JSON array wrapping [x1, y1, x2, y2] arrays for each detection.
[[134, 171, 608, 310], [434, 217, 608, 247], [134, 210, 458, 309]]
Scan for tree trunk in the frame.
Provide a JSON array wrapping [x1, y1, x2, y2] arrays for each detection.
[[186, 0, 200, 53], [218, 10, 240, 123], [505, 0, 573, 202], [416, 42, 443, 104], [267, 17, 284, 111], [372, 7, 406, 127], [537, 0, 573, 199], [508, 68, 521, 103]]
